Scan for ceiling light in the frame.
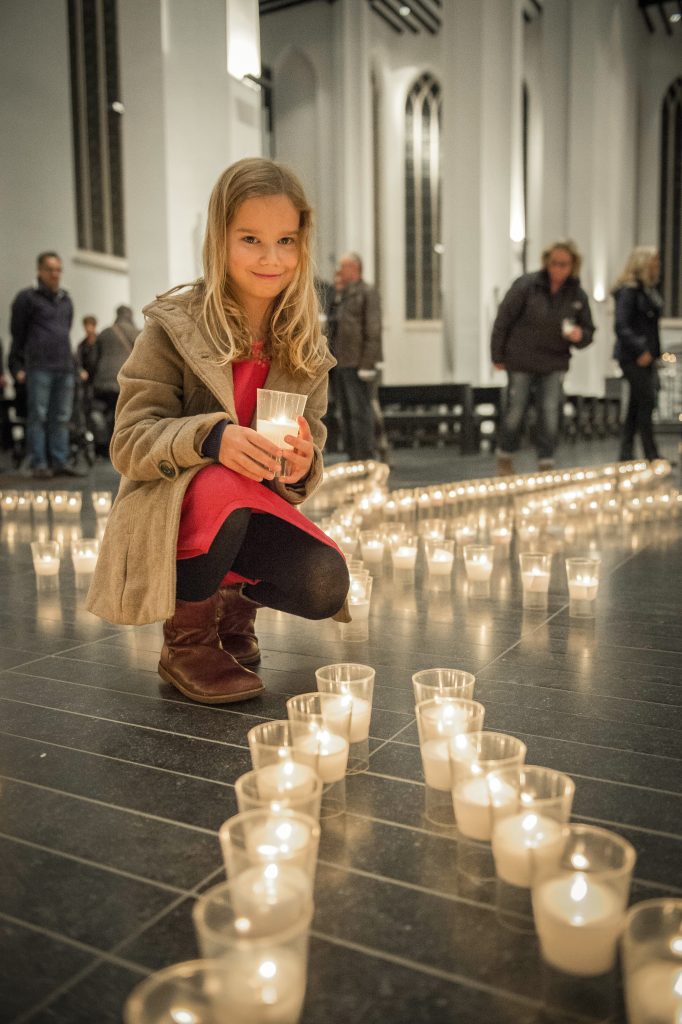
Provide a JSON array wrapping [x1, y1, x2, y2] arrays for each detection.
[[399, 5, 411, 16], [670, 12, 681, 21]]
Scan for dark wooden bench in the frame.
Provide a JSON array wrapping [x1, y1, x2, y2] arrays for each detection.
[[378, 384, 477, 453], [471, 386, 503, 451]]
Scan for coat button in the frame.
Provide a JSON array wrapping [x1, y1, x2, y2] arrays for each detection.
[[159, 461, 175, 478]]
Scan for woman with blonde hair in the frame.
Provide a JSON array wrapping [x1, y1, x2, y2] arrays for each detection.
[[612, 246, 662, 462], [87, 158, 349, 704]]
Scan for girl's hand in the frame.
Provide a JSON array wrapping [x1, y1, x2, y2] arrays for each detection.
[[218, 424, 280, 481], [279, 416, 314, 485]]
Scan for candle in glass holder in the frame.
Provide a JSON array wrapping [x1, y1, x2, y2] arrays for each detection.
[[0, 491, 19, 512], [71, 541, 99, 574], [294, 729, 348, 783], [91, 491, 112, 515], [246, 814, 314, 861], [626, 962, 682, 1024], [426, 541, 455, 576], [463, 545, 493, 581], [533, 873, 624, 975], [453, 773, 517, 841], [492, 811, 565, 887], [34, 553, 60, 576], [359, 531, 384, 566], [256, 761, 316, 802], [257, 415, 298, 449], [567, 575, 598, 601], [391, 540, 418, 570]]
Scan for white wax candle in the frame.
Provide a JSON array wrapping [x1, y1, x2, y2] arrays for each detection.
[[360, 539, 384, 564], [215, 947, 307, 1024], [294, 731, 349, 783], [72, 550, 98, 573], [533, 874, 624, 975], [466, 559, 492, 582], [568, 577, 598, 601], [521, 569, 550, 593], [492, 812, 565, 887], [349, 598, 370, 622], [246, 815, 312, 862], [34, 556, 59, 577], [392, 545, 417, 570], [420, 738, 451, 790], [256, 761, 315, 802], [491, 528, 511, 544], [453, 775, 517, 841], [323, 695, 371, 743], [229, 863, 311, 932], [257, 417, 298, 449], [428, 549, 454, 575], [626, 961, 682, 1024]]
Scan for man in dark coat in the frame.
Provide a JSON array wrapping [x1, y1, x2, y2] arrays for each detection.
[[9, 252, 80, 478], [92, 305, 139, 445]]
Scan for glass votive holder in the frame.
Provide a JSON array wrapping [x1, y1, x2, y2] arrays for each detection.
[[192, 870, 312, 1020], [71, 538, 100, 586], [424, 538, 455, 589], [622, 898, 682, 1024], [519, 552, 552, 610], [247, 720, 295, 770], [287, 693, 351, 817], [343, 572, 373, 643], [16, 491, 32, 515], [235, 764, 322, 820], [490, 765, 575, 888], [462, 544, 494, 598], [256, 387, 307, 478], [450, 732, 527, 842], [565, 556, 601, 618], [381, 522, 406, 553], [337, 529, 359, 557], [91, 491, 112, 516], [418, 518, 448, 542], [218, 808, 320, 887], [30, 490, 49, 515], [453, 516, 478, 546], [412, 668, 476, 705], [531, 823, 636, 977], [359, 529, 384, 571], [123, 959, 242, 1024], [346, 558, 365, 573], [0, 490, 19, 513], [49, 490, 70, 514], [65, 491, 83, 514], [390, 532, 418, 574], [30, 540, 61, 591], [416, 697, 485, 828], [315, 662, 375, 774]]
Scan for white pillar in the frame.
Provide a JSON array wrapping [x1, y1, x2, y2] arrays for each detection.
[[442, 0, 523, 384]]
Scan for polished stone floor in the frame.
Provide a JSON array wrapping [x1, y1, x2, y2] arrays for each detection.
[[1, 439, 681, 1023]]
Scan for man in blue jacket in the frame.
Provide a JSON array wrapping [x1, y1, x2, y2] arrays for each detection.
[[9, 252, 82, 478]]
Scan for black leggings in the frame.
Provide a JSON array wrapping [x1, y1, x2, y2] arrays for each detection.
[[176, 509, 349, 620]]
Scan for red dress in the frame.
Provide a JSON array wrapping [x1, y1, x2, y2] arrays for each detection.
[[177, 345, 338, 585]]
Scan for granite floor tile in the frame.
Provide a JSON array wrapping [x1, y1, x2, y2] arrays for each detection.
[[18, 959, 146, 1024], [0, 918, 92, 1021]]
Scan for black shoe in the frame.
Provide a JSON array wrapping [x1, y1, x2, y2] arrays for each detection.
[[32, 466, 54, 480], [53, 462, 87, 478]]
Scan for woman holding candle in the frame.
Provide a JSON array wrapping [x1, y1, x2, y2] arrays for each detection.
[[612, 246, 662, 462], [87, 159, 349, 704]]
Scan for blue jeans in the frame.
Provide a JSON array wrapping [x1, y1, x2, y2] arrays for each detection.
[[26, 370, 75, 469], [498, 370, 565, 462], [335, 367, 375, 460]]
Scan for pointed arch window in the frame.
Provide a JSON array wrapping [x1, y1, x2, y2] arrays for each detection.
[[660, 77, 681, 317], [405, 73, 442, 321]]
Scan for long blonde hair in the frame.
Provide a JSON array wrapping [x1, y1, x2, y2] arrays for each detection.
[[612, 246, 659, 290], [166, 158, 327, 377]]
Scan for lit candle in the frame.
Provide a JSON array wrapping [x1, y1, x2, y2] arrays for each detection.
[[360, 538, 384, 564], [568, 575, 599, 601], [323, 694, 371, 743], [465, 556, 492, 581], [34, 555, 59, 577], [533, 873, 624, 975], [256, 761, 315, 802], [213, 947, 307, 1023], [294, 729, 349, 783], [392, 544, 417, 570], [626, 962, 682, 1024], [492, 812, 565, 887], [257, 415, 298, 449], [427, 548, 454, 575], [521, 568, 550, 593], [420, 739, 451, 790], [246, 814, 313, 862], [453, 774, 517, 841], [72, 548, 98, 574]]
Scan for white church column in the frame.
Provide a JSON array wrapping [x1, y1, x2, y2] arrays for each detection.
[[537, 0, 570, 248], [118, 0, 262, 313], [442, 0, 524, 385]]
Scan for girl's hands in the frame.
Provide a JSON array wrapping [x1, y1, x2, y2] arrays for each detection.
[[218, 424, 280, 481], [279, 416, 314, 485]]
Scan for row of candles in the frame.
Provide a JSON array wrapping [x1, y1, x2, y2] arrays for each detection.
[[0, 488, 112, 516], [124, 662, 681, 1023]]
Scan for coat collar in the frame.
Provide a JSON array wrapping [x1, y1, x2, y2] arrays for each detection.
[[142, 296, 335, 421]]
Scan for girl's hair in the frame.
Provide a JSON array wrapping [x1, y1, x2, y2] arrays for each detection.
[[541, 239, 582, 276], [164, 158, 326, 377], [612, 246, 659, 290]]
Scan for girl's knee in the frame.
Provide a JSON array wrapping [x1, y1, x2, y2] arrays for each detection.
[[298, 553, 349, 620]]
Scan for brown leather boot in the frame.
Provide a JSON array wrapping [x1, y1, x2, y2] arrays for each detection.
[[158, 593, 264, 704], [217, 584, 261, 666]]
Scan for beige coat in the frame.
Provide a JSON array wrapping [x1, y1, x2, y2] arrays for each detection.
[[86, 295, 336, 626]]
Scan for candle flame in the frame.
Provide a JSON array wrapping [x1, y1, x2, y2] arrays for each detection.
[[569, 873, 588, 903]]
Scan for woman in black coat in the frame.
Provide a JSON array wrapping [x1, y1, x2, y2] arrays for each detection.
[[612, 247, 662, 461]]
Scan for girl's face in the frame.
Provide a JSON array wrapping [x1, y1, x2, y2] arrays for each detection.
[[227, 194, 301, 310]]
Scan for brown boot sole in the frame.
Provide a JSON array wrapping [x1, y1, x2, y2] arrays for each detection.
[[234, 650, 261, 666], [158, 664, 264, 704]]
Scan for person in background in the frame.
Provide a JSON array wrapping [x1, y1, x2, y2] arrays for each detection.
[[491, 238, 595, 474], [9, 251, 82, 478], [92, 305, 139, 445], [77, 315, 99, 383], [612, 246, 662, 462], [333, 252, 383, 461]]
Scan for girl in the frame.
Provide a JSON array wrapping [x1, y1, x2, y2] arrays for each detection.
[[612, 246, 662, 462], [87, 158, 350, 704]]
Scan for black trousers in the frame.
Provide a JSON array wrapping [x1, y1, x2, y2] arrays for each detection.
[[335, 367, 375, 460], [176, 509, 349, 620], [619, 363, 659, 461]]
